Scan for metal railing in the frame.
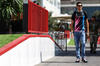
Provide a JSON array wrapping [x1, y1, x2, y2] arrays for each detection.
[[28, 0, 48, 34], [49, 31, 68, 51]]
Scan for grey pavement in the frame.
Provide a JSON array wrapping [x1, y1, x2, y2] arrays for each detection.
[[35, 42, 100, 66]]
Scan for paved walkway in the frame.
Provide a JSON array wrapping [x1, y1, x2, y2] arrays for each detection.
[[35, 42, 100, 66]]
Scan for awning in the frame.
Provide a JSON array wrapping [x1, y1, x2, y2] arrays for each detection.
[[52, 14, 71, 22]]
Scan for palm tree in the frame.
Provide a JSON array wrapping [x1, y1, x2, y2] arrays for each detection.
[[0, 0, 23, 33], [48, 12, 59, 31], [1, 0, 23, 20]]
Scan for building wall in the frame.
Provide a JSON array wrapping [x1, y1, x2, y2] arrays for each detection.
[[61, 7, 100, 19], [43, 0, 61, 16], [61, 0, 100, 19], [61, 6, 100, 19], [61, 0, 100, 5]]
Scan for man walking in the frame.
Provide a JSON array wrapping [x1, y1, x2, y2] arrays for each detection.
[[89, 16, 100, 54], [71, 2, 89, 63], [59, 23, 65, 32]]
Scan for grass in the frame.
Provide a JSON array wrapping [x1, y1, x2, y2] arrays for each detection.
[[68, 39, 75, 45], [0, 34, 24, 48]]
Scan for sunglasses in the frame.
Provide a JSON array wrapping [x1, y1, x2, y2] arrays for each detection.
[[77, 5, 82, 7]]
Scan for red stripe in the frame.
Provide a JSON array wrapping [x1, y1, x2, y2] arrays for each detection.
[[0, 34, 63, 56]]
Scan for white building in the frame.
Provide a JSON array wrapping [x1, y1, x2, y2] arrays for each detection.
[[41, 0, 61, 16], [23, 0, 61, 16], [61, 0, 100, 18]]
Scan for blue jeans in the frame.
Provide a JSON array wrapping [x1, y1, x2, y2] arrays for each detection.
[[74, 31, 85, 59]]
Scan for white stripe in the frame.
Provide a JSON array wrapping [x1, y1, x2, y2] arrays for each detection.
[[61, 4, 100, 7]]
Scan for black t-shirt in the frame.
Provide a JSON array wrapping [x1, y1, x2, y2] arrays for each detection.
[[71, 10, 88, 31]]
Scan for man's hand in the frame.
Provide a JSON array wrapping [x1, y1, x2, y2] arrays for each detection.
[[71, 20, 74, 39], [71, 33, 74, 38], [86, 19, 89, 38], [87, 32, 89, 38]]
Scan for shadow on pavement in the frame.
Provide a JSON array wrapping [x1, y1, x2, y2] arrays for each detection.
[[42, 61, 75, 63], [57, 50, 100, 56]]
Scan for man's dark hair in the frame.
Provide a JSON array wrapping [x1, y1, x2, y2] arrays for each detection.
[[76, 2, 82, 6], [92, 16, 96, 19]]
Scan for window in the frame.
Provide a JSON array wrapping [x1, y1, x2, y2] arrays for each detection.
[[61, 7, 75, 14], [58, 2, 60, 9], [54, 0, 56, 6], [50, 0, 53, 4]]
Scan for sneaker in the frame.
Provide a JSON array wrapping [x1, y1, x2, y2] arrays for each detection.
[[75, 58, 80, 63], [82, 58, 88, 63], [93, 51, 96, 54]]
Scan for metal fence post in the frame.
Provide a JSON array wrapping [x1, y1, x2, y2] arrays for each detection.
[[65, 32, 67, 52]]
